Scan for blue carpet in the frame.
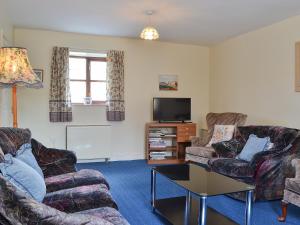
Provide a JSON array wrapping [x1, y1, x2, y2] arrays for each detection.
[[77, 160, 300, 225]]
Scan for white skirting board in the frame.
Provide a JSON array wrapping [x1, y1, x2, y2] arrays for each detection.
[[66, 125, 111, 162]]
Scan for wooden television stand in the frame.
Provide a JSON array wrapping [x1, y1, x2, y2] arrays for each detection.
[[145, 122, 196, 164]]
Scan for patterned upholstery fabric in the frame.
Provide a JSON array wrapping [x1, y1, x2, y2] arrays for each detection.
[[45, 169, 109, 193], [0, 128, 129, 225], [186, 112, 247, 165], [186, 146, 216, 158], [285, 178, 300, 195], [0, 175, 121, 225], [43, 184, 117, 213], [208, 158, 254, 178], [31, 138, 77, 177], [282, 158, 300, 207], [190, 130, 210, 147], [206, 112, 247, 138], [212, 139, 244, 158], [209, 126, 300, 201], [0, 128, 31, 158], [78, 207, 130, 225]]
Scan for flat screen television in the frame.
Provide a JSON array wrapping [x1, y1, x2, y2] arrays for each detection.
[[153, 98, 191, 122]]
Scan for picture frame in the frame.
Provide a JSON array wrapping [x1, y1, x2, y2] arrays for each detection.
[[159, 74, 178, 91], [33, 69, 44, 82]]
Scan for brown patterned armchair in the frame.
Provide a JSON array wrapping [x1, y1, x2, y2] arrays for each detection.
[[185, 112, 247, 165], [278, 158, 300, 222]]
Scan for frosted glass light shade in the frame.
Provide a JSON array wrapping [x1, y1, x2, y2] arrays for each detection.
[[140, 26, 159, 40], [0, 47, 42, 88]]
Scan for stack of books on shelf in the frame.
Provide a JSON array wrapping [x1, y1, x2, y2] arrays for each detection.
[[149, 151, 173, 160], [149, 138, 174, 149]]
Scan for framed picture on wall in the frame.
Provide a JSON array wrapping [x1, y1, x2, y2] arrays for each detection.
[[33, 69, 44, 82], [159, 74, 178, 91]]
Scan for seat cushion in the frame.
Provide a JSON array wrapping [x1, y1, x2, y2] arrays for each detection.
[[78, 207, 129, 225], [0, 154, 46, 202], [15, 143, 44, 178], [286, 178, 300, 195], [43, 184, 117, 213], [45, 169, 109, 193], [209, 158, 254, 178], [186, 146, 216, 158]]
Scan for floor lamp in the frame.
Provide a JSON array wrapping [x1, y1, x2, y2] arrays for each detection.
[[0, 47, 42, 128]]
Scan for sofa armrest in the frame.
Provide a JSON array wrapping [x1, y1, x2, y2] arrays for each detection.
[[292, 158, 300, 179], [249, 144, 292, 170], [190, 129, 210, 147], [31, 139, 77, 177]]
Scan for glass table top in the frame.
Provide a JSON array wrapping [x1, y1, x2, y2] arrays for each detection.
[[153, 163, 255, 197]]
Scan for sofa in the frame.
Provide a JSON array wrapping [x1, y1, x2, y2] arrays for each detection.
[[208, 126, 300, 201], [278, 158, 300, 222], [185, 112, 247, 165], [0, 127, 129, 225]]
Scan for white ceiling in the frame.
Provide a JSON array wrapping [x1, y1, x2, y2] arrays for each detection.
[[3, 0, 300, 46]]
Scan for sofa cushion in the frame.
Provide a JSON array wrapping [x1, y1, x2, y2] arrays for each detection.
[[236, 134, 270, 162], [212, 139, 244, 158], [186, 146, 216, 158], [209, 158, 254, 178], [15, 143, 44, 178], [43, 184, 117, 213], [206, 125, 235, 147], [0, 128, 31, 158], [45, 169, 109, 193], [285, 178, 300, 195], [0, 154, 46, 202], [78, 207, 130, 225]]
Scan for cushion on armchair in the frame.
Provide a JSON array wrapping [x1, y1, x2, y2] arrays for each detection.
[[206, 125, 235, 147], [236, 134, 270, 161], [15, 143, 44, 178], [0, 154, 46, 202]]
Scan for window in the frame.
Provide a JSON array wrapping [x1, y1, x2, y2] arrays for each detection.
[[69, 54, 107, 104]]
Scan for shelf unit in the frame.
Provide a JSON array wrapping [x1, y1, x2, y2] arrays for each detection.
[[146, 122, 196, 164]]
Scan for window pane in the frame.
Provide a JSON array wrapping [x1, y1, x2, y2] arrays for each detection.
[[91, 82, 106, 101], [70, 81, 86, 103], [69, 58, 86, 80], [91, 61, 106, 80]]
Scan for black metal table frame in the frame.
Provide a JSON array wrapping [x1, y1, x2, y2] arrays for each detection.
[[151, 168, 254, 225]]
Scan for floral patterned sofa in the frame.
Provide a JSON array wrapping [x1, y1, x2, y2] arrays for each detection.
[[208, 126, 300, 201], [0, 127, 129, 225]]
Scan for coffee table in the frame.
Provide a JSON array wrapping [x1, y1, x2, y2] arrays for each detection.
[[151, 163, 255, 225]]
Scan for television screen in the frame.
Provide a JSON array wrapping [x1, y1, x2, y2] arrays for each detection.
[[153, 98, 191, 122]]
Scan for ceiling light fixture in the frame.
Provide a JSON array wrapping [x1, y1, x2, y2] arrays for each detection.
[[140, 10, 159, 41]]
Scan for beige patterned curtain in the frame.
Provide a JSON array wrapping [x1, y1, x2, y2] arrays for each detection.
[[106, 50, 125, 121], [49, 47, 72, 122]]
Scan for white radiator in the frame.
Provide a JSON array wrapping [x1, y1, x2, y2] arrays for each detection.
[[66, 125, 111, 162]]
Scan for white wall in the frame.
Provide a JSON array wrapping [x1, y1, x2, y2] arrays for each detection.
[[14, 28, 210, 160], [0, 0, 13, 127], [210, 15, 300, 128]]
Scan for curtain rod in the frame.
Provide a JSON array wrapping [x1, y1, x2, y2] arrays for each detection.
[[69, 47, 107, 54]]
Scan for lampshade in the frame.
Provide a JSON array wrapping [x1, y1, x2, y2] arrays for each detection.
[[0, 47, 42, 88], [140, 26, 159, 40]]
